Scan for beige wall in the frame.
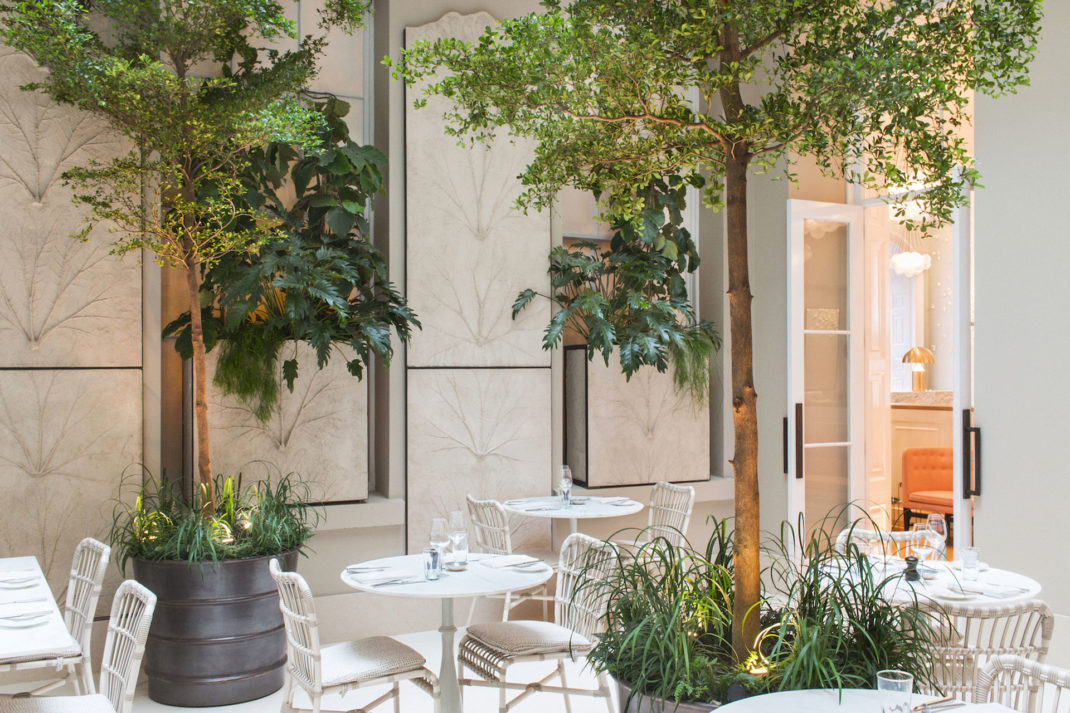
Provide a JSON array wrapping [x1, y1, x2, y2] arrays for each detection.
[[973, 0, 1070, 620]]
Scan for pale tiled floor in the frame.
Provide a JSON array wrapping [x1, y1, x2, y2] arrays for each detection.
[[132, 629, 617, 713]]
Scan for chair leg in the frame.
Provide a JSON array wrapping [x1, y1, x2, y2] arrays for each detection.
[[311, 692, 322, 713], [393, 681, 401, 713], [501, 592, 512, 622], [279, 675, 294, 713], [78, 661, 94, 695], [598, 672, 616, 713], [541, 585, 549, 621], [557, 659, 573, 713], [903, 508, 913, 529], [467, 597, 479, 627]]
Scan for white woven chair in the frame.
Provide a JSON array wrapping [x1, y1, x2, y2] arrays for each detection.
[[1, 579, 156, 713], [834, 525, 946, 560], [269, 558, 440, 713], [0, 537, 111, 696], [465, 495, 551, 625], [922, 599, 1054, 703], [457, 532, 617, 713], [646, 482, 695, 547], [975, 654, 1070, 712]]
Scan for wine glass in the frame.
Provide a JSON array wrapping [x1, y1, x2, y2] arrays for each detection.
[[447, 510, 467, 569], [559, 465, 573, 508], [429, 518, 449, 555], [909, 523, 934, 561], [926, 514, 947, 557]]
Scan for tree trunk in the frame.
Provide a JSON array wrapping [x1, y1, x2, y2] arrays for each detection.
[[725, 152, 760, 660], [185, 257, 215, 511]]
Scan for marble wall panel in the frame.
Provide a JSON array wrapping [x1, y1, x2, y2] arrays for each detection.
[[405, 12, 551, 368], [407, 368, 552, 553], [567, 352, 711, 487], [206, 343, 369, 503], [0, 369, 142, 605], [0, 48, 140, 368]]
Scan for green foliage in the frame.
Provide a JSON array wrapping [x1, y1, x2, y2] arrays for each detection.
[[111, 473, 320, 569], [164, 97, 419, 420], [589, 516, 947, 706], [393, 0, 1040, 231], [515, 176, 719, 402]]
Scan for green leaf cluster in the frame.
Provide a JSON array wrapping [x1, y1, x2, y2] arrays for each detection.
[[165, 97, 419, 420], [515, 176, 719, 402], [111, 472, 320, 570]]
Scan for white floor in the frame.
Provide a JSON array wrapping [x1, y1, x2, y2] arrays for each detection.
[[131, 629, 617, 713]]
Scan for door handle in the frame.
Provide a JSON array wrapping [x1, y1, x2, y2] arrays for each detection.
[[795, 402, 804, 479], [962, 408, 981, 497], [782, 417, 788, 475]]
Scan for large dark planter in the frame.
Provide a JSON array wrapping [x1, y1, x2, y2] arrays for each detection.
[[618, 680, 720, 713], [133, 551, 298, 707]]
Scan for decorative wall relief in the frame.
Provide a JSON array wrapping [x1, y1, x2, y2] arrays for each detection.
[[206, 343, 369, 503], [0, 369, 142, 598], [407, 369, 552, 553], [405, 12, 550, 368], [565, 348, 710, 487]]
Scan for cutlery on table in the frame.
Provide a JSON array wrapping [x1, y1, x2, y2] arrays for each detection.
[[370, 578, 423, 587], [0, 610, 50, 621], [0, 576, 38, 585], [912, 701, 965, 712], [346, 565, 388, 573], [0, 597, 48, 606], [507, 560, 545, 569]]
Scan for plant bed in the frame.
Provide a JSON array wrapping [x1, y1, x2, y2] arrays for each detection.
[[134, 551, 298, 706], [617, 680, 720, 713]]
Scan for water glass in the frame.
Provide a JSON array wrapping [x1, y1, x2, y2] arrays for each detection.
[[423, 547, 442, 580], [910, 523, 935, 561], [447, 531, 469, 570], [559, 465, 573, 509], [960, 546, 980, 581], [429, 517, 449, 555], [877, 670, 913, 713]]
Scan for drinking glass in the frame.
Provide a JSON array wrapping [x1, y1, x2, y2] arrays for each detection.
[[909, 523, 934, 561], [447, 532, 469, 570], [423, 547, 442, 580], [877, 670, 913, 713], [926, 514, 948, 556], [559, 465, 573, 509], [429, 518, 449, 556], [960, 546, 980, 581]]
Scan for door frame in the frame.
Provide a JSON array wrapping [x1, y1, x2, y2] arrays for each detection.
[[786, 200, 867, 532]]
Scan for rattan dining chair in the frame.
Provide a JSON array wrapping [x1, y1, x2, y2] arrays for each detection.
[[645, 482, 695, 547], [975, 654, 1070, 712], [457, 532, 618, 713], [465, 495, 551, 625], [834, 525, 947, 560], [922, 599, 1054, 703], [1, 579, 156, 713], [269, 558, 440, 713], [0, 537, 111, 696]]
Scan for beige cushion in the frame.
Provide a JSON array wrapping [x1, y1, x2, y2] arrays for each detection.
[[2, 693, 113, 712], [466, 620, 592, 656], [910, 489, 953, 507], [321, 636, 426, 686]]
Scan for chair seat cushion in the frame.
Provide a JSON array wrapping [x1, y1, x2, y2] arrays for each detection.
[[909, 490, 953, 507], [321, 636, 426, 686], [2, 693, 113, 713], [465, 620, 592, 656]]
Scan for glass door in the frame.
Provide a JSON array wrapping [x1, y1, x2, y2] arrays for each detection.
[[787, 201, 865, 538]]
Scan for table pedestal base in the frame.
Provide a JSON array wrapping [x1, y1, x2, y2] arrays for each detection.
[[439, 598, 461, 713]]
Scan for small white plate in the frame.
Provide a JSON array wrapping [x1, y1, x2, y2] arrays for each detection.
[[0, 614, 49, 628], [0, 577, 39, 590], [932, 587, 976, 601]]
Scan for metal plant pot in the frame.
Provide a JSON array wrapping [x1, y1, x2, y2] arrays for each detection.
[[133, 550, 298, 707], [618, 680, 721, 713]]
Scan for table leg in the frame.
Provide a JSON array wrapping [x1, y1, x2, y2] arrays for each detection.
[[439, 598, 461, 713], [569, 517, 578, 534]]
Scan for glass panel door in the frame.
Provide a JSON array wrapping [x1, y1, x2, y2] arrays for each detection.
[[788, 201, 865, 540]]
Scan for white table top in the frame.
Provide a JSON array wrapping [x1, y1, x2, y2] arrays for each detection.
[[0, 556, 77, 665], [865, 557, 1041, 608], [718, 689, 1016, 712], [502, 495, 644, 520], [340, 553, 555, 600]]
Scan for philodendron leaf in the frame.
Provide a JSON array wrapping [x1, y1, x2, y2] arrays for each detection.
[[512, 288, 537, 318], [282, 359, 298, 392]]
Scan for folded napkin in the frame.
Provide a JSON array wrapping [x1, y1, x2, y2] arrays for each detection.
[[0, 572, 39, 585], [480, 555, 540, 569], [961, 583, 1026, 599], [348, 568, 420, 586], [0, 608, 50, 621]]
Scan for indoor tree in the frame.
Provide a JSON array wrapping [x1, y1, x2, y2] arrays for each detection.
[[394, 0, 1040, 656], [0, 0, 373, 510]]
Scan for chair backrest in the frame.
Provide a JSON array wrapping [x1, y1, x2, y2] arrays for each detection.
[[903, 447, 953, 493], [834, 525, 946, 560], [466, 495, 512, 555], [97, 580, 156, 713], [64, 537, 111, 655], [269, 558, 322, 695], [975, 654, 1070, 713], [926, 599, 1054, 703], [555, 533, 617, 640], [647, 482, 695, 547]]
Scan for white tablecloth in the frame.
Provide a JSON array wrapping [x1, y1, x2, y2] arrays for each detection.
[[718, 689, 1017, 712], [0, 556, 77, 665]]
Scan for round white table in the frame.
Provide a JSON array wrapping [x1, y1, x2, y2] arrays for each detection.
[[341, 553, 554, 713], [865, 557, 1041, 609], [717, 688, 1016, 712], [503, 495, 644, 534]]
